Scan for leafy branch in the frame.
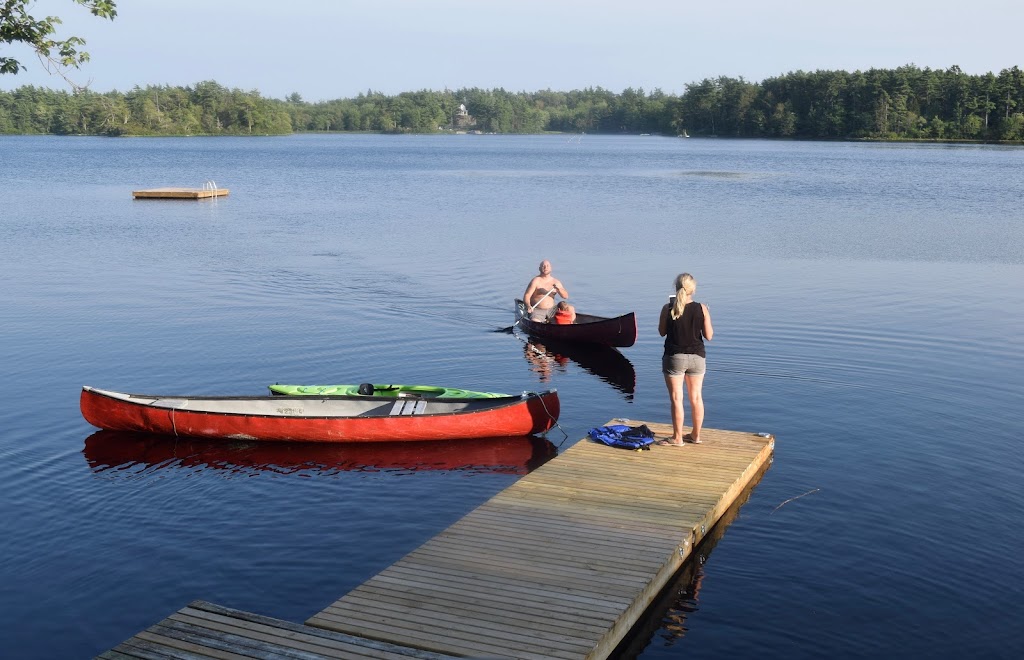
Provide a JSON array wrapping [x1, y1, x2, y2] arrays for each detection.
[[0, 0, 117, 87]]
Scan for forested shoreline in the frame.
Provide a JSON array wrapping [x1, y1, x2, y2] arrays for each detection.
[[2, 64, 1024, 141]]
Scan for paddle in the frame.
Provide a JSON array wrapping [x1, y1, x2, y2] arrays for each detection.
[[495, 294, 552, 331], [520, 286, 560, 323], [496, 287, 560, 333], [495, 304, 529, 333], [530, 286, 558, 309]]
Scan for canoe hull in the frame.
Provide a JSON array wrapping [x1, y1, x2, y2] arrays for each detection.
[[80, 386, 560, 443], [515, 299, 637, 347]]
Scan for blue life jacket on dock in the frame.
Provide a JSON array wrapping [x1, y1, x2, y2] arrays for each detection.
[[588, 424, 655, 450]]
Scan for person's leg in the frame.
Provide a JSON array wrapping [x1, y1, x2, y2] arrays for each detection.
[[684, 372, 705, 442], [663, 372, 686, 444]]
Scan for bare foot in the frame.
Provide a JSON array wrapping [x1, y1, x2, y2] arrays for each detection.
[[656, 439, 686, 447], [683, 433, 702, 444]]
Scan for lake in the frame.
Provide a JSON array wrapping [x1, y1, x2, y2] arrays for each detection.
[[1, 134, 1022, 658]]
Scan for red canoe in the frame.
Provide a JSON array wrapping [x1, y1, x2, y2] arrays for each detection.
[[515, 299, 637, 347], [80, 386, 560, 443]]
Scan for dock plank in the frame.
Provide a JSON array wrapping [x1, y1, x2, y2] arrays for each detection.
[[337, 589, 609, 637], [404, 544, 657, 587], [104, 600, 459, 659]]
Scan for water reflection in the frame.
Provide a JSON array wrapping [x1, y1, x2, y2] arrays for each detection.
[[612, 459, 772, 657], [82, 430, 558, 478], [522, 336, 636, 399]]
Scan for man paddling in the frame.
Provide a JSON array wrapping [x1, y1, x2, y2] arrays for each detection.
[[523, 259, 569, 321]]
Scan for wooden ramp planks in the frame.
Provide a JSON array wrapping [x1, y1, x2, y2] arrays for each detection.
[[99, 600, 459, 659], [132, 187, 229, 199], [307, 420, 774, 659]]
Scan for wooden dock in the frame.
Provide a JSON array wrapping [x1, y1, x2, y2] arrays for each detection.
[[98, 600, 456, 659], [132, 187, 228, 200], [307, 420, 773, 657], [99, 420, 773, 659]]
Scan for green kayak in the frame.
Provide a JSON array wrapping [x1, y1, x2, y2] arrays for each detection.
[[268, 383, 510, 399]]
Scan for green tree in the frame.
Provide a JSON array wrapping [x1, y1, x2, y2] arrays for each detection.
[[1000, 113, 1024, 140], [996, 67, 1023, 120], [717, 76, 760, 136], [1, 1, 116, 85], [769, 101, 797, 136], [683, 78, 722, 135], [943, 65, 969, 137]]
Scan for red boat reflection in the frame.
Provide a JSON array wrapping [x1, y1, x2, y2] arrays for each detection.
[[82, 430, 557, 477]]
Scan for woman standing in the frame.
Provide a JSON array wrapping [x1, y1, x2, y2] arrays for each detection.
[[658, 273, 714, 445]]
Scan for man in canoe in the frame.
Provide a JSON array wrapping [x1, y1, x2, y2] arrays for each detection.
[[524, 259, 569, 321]]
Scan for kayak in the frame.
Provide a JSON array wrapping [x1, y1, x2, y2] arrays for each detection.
[[515, 299, 638, 347], [269, 383, 508, 398], [80, 386, 560, 443]]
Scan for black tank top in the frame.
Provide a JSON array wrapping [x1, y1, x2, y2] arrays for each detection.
[[664, 301, 706, 358]]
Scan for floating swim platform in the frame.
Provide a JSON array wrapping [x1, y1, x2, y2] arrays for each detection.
[[132, 180, 228, 199]]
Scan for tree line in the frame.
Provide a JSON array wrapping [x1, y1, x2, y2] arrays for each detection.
[[3, 64, 1024, 140]]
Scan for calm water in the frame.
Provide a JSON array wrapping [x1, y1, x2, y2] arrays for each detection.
[[2, 134, 1023, 658]]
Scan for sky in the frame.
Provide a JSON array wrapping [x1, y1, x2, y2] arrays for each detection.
[[1, 0, 1021, 101]]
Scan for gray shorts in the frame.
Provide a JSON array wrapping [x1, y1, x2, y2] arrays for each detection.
[[530, 307, 554, 322], [662, 353, 706, 376]]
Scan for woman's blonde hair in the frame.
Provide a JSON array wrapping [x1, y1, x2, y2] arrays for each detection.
[[670, 273, 696, 320]]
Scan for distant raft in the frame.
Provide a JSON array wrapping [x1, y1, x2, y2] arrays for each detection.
[[269, 383, 509, 399], [132, 180, 228, 199]]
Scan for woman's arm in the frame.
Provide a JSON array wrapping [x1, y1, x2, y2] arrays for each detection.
[[702, 303, 713, 340], [658, 304, 670, 337]]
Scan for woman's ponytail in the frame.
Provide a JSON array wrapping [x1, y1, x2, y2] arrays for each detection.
[[670, 273, 696, 320]]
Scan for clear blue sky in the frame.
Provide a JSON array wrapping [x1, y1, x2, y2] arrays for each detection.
[[2, 0, 1021, 101]]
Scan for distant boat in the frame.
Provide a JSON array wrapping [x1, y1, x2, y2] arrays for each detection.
[[681, 130, 690, 138]]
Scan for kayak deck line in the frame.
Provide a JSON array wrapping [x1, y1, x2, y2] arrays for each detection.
[[99, 419, 774, 659]]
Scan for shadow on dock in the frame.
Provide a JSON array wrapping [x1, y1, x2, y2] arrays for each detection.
[[610, 457, 773, 657], [82, 430, 558, 478]]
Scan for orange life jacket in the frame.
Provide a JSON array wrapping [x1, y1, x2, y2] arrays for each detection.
[[553, 309, 574, 325]]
